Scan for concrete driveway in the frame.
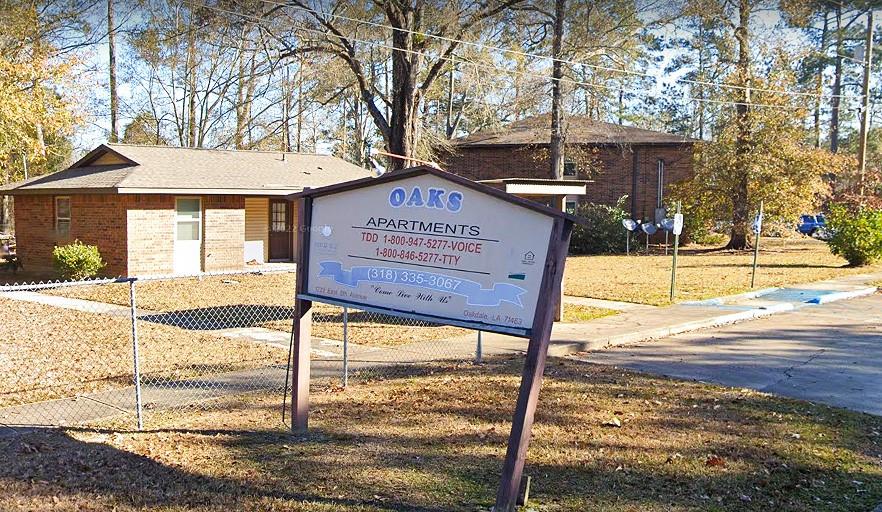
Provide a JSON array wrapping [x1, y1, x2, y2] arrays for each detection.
[[576, 294, 882, 415]]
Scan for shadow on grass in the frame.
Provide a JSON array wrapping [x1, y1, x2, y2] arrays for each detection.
[[0, 426, 453, 511], [139, 305, 449, 332], [2, 354, 882, 511], [139, 305, 296, 330]]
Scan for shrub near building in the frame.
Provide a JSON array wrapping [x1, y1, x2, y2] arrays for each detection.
[[52, 240, 105, 280], [569, 196, 629, 254]]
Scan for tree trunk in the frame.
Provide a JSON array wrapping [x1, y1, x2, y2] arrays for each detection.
[[549, 0, 566, 180], [446, 66, 455, 139], [108, 0, 118, 143], [296, 55, 303, 152], [830, 6, 842, 153], [387, 6, 421, 170], [1, 165, 10, 232], [814, 11, 829, 149], [727, 0, 752, 250], [282, 64, 290, 152], [697, 22, 705, 140], [186, 5, 197, 147]]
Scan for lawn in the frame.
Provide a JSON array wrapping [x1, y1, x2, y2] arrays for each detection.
[[2, 357, 881, 511], [0, 297, 285, 407], [565, 238, 882, 305], [43, 271, 299, 311]]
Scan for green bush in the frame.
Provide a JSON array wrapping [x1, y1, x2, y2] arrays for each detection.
[[569, 196, 629, 254], [825, 204, 882, 266], [52, 240, 106, 280]]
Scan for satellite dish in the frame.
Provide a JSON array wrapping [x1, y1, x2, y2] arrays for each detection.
[[622, 219, 637, 231], [662, 218, 675, 231], [641, 223, 658, 235]]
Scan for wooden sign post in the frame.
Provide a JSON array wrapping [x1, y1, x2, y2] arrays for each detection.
[[287, 166, 579, 506]]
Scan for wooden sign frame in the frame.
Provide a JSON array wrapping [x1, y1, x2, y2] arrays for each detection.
[[287, 166, 577, 512]]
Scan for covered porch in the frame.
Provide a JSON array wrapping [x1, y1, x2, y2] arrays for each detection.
[[244, 197, 301, 264]]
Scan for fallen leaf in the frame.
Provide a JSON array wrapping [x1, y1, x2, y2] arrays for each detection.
[[603, 417, 622, 428]]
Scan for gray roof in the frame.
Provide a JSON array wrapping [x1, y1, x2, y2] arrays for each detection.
[[1, 143, 371, 195], [453, 115, 697, 147]]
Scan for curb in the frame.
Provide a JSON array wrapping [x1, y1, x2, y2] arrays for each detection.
[[550, 285, 878, 357], [682, 287, 780, 306], [806, 286, 877, 304], [548, 303, 799, 357]]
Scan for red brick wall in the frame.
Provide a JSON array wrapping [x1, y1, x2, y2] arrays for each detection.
[[125, 194, 247, 275], [125, 194, 175, 276], [14, 193, 249, 278], [13, 194, 129, 277], [203, 195, 245, 272], [440, 143, 694, 222]]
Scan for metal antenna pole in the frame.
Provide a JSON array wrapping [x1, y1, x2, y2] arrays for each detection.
[[669, 202, 681, 302], [751, 201, 764, 289]]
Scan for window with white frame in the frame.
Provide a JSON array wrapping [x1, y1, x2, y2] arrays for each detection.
[[565, 199, 577, 215], [55, 196, 71, 236], [563, 161, 577, 177]]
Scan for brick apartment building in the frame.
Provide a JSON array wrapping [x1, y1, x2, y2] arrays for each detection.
[[440, 115, 697, 223], [1, 144, 369, 277]]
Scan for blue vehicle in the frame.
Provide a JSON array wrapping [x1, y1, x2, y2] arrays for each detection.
[[797, 214, 828, 238]]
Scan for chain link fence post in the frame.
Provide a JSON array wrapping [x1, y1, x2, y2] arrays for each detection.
[[342, 306, 349, 388], [129, 278, 144, 430], [475, 330, 483, 364]]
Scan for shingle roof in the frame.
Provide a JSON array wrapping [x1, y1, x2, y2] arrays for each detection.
[[453, 115, 697, 147], [1, 143, 371, 195]]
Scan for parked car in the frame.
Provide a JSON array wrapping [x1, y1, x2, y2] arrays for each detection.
[[797, 214, 829, 239]]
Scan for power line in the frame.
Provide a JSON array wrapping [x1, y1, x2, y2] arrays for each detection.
[[257, 0, 864, 102]]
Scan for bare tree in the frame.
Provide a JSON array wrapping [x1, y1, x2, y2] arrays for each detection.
[[272, 0, 525, 169], [549, 0, 566, 180]]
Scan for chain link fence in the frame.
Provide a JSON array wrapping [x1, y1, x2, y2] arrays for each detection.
[[0, 269, 483, 431]]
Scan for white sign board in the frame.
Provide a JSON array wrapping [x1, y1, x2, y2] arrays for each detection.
[[752, 212, 763, 234], [672, 213, 684, 236], [305, 173, 555, 334]]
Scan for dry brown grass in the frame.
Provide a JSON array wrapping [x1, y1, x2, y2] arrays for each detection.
[[0, 298, 284, 407], [1, 357, 881, 511], [565, 238, 882, 305], [43, 272, 298, 311], [562, 304, 617, 323]]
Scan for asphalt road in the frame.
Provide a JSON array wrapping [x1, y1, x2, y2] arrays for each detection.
[[577, 294, 882, 416]]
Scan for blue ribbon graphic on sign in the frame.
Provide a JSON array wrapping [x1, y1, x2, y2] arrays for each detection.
[[318, 261, 526, 308]]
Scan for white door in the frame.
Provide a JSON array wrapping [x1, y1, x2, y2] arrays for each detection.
[[174, 197, 202, 275]]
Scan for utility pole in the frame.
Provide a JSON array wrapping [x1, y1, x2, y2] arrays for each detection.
[[549, 0, 566, 180], [858, 9, 875, 197]]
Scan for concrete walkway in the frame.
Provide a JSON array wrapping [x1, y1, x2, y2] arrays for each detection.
[[576, 293, 882, 415], [1, 271, 878, 429]]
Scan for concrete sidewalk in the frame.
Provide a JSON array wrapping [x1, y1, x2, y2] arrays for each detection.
[[481, 271, 881, 357]]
